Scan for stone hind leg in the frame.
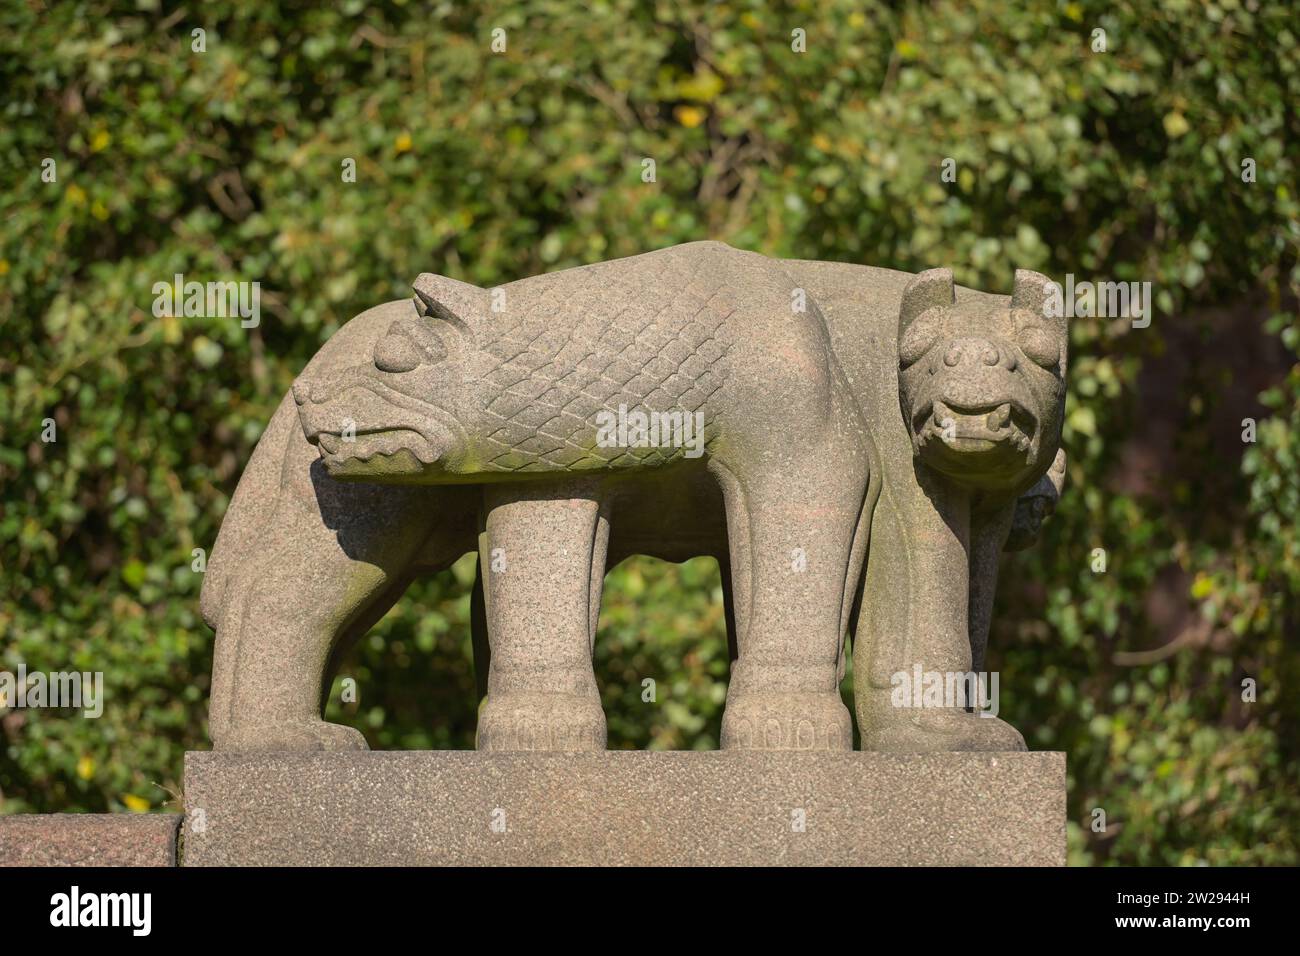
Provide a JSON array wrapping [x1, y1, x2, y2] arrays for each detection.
[[853, 480, 1027, 753], [319, 569, 418, 718], [713, 443, 870, 751], [213, 465, 436, 752], [475, 481, 610, 752]]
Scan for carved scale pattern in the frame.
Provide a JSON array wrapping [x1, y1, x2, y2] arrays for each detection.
[[472, 249, 736, 472]]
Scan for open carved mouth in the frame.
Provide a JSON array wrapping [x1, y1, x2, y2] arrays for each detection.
[[312, 427, 441, 466], [915, 399, 1035, 454], [295, 372, 470, 468]]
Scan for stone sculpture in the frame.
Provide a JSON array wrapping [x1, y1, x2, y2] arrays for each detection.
[[201, 241, 1067, 754]]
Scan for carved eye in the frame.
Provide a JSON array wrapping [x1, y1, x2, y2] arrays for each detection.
[[374, 326, 445, 372], [899, 317, 939, 368], [1018, 326, 1060, 369]]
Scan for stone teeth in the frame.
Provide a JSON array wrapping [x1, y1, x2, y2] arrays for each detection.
[[347, 429, 440, 464], [987, 403, 1012, 430]]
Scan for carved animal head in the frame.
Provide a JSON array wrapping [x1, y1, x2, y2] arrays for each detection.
[[897, 268, 1067, 494], [293, 274, 488, 482]]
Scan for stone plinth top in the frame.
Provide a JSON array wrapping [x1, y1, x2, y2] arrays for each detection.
[[183, 750, 1065, 866]]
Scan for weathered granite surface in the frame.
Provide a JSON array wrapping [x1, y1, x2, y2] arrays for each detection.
[[182, 750, 1066, 866], [0, 813, 181, 867], [200, 242, 1069, 756]]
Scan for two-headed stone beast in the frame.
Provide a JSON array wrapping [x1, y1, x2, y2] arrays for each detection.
[[201, 241, 1066, 754]]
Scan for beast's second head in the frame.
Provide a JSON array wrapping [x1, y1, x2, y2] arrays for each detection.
[[897, 268, 1067, 494], [293, 273, 487, 482]]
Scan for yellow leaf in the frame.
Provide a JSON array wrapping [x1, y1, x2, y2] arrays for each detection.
[[394, 131, 413, 153], [895, 39, 919, 60], [161, 313, 182, 345], [77, 755, 95, 780], [1163, 111, 1190, 138], [677, 70, 724, 103], [91, 129, 111, 152], [123, 794, 150, 812], [675, 105, 706, 129], [1113, 724, 1131, 756], [0, 259, 9, 276], [67, 184, 86, 206], [1191, 574, 1215, 600]]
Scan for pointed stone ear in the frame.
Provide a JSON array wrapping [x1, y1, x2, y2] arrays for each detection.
[[412, 273, 485, 339], [1012, 268, 1067, 368], [1011, 269, 1057, 321], [899, 268, 955, 333]]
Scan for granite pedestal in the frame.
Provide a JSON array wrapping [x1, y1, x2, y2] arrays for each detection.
[[182, 750, 1065, 866], [0, 813, 181, 866]]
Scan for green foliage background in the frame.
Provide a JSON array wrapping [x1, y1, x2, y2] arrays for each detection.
[[2, 0, 1297, 865]]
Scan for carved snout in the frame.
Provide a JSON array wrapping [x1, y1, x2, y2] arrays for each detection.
[[941, 338, 1018, 372]]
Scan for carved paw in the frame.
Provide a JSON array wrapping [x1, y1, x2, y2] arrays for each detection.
[[214, 718, 369, 753], [861, 710, 1027, 753], [476, 693, 607, 752], [721, 692, 853, 751]]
